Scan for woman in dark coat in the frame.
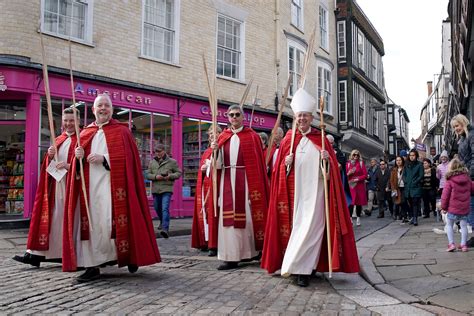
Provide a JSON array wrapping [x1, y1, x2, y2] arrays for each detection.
[[421, 158, 438, 218], [403, 149, 424, 226]]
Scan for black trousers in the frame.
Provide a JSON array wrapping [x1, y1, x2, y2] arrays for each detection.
[[378, 192, 394, 215], [349, 205, 362, 217], [422, 189, 436, 215]]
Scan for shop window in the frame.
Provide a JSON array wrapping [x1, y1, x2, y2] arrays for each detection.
[[182, 118, 212, 198], [40, 98, 64, 148], [0, 123, 26, 215], [0, 102, 27, 120]]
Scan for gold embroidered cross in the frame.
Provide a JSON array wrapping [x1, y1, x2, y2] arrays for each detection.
[[39, 234, 48, 245], [250, 190, 261, 201], [116, 188, 126, 201]]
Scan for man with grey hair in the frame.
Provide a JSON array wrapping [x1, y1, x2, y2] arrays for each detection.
[[63, 93, 160, 282], [210, 104, 269, 270]]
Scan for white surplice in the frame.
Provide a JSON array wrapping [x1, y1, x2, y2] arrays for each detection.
[[75, 127, 117, 267], [29, 136, 72, 259], [217, 128, 258, 261], [281, 134, 325, 276]]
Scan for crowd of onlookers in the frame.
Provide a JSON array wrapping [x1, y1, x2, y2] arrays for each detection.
[[335, 113, 474, 252]]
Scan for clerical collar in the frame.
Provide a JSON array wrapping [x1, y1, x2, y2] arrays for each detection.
[[66, 131, 74, 137], [298, 127, 311, 136], [231, 126, 244, 134], [95, 120, 110, 129]]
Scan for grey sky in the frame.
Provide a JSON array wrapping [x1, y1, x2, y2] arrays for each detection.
[[355, 0, 449, 141]]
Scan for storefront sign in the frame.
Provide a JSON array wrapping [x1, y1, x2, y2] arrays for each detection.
[[0, 73, 7, 91], [200, 105, 266, 126], [74, 83, 152, 105], [415, 143, 426, 151]]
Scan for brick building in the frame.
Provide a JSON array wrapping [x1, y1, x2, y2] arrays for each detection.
[[0, 0, 340, 219]]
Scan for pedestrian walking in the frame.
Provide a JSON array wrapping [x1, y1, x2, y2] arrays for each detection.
[[365, 158, 379, 216], [403, 149, 424, 226], [261, 88, 359, 287], [210, 104, 269, 270], [13, 108, 79, 267], [374, 160, 393, 218], [436, 150, 450, 197], [346, 150, 368, 226], [146, 143, 182, 238], [191, 125, 221, 257], [440, 158, 474, 252], [450, 114, 474, 247], [389, 156, 409, 221], [63, 94, 160, 282], [421, 158, 438, 218]]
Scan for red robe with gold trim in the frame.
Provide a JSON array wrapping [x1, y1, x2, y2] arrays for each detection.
[[27, 132, 77, 251], [216, 127, 269, 250], [261, 128, 359, 273], [62, 119, 160, 271], [191, 147, 218, 249]]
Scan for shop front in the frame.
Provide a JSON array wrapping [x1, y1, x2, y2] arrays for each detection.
[[0, 66, 276, 219]]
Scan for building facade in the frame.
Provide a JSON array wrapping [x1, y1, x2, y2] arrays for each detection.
[[0, 0, 341, 219], [335, 0, 387, 161], [446, 0, 473, 152]]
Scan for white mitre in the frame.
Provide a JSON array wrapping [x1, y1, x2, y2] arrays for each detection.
[[290, 88, 317, 114]]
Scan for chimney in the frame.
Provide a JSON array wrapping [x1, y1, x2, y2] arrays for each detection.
[[427, 81, 433, 96]]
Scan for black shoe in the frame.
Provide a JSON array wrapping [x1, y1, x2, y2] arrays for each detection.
[[76, 267, 100, 283], [127, 264, 138, 273], [364, 210, 372, 216], [217, 261, 238, 270], [466, 237, 474, 248], [157, 223, 162, 230], [12, 253, 43, 267], [160, 230, 169, 239], [423, 214, 430, 218], [297, 274, 310, 287], [208, 249, 217, 257], [377, 213, 384, 218]]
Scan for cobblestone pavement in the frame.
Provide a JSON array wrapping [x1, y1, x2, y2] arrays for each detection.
[[0, 230, 379, 315]]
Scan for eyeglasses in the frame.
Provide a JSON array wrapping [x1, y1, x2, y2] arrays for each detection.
[[353, 154, 359, 157], [228, 112, 241, 118]]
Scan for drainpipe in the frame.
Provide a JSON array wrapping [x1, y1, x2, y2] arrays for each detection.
[[275, 0, 281, 111]]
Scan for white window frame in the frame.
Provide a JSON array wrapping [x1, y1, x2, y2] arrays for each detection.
[[358, 85, 366, 128], [373, 113, 378, 136], [338, 80, 347, 122], [291, 0, 304, 31], [319, 5, 328, 50], [371, 46, 378, 84], [40, 0, 94, 45], [216, 14, 245, 81], [317, 60, 332, 114], [357, 29, 365, 71], [337, 21, 346, 61], [141, 0, 180, 65], [288, 40, 306, 97]]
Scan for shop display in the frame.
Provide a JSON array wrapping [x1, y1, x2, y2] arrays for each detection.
[[182, 122, 210, 197], [0, 150, 25, 215]]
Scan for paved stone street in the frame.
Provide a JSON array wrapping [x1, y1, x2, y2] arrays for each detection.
[[0, 228, 376, 315], [1, 214, 472, 315]]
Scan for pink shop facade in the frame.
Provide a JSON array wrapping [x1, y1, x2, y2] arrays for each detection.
[[0, 66, 277, 219]]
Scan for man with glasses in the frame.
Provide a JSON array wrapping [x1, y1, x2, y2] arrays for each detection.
[[210, 105, 269, 270], [147, 144, 182, 238], [374, 160, 393, 218]]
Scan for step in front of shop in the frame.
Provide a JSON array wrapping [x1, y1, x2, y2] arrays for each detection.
[[0, 215, 29, 229]]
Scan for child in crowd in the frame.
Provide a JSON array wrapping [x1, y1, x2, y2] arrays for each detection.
[[440, 158, 474, 252]]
